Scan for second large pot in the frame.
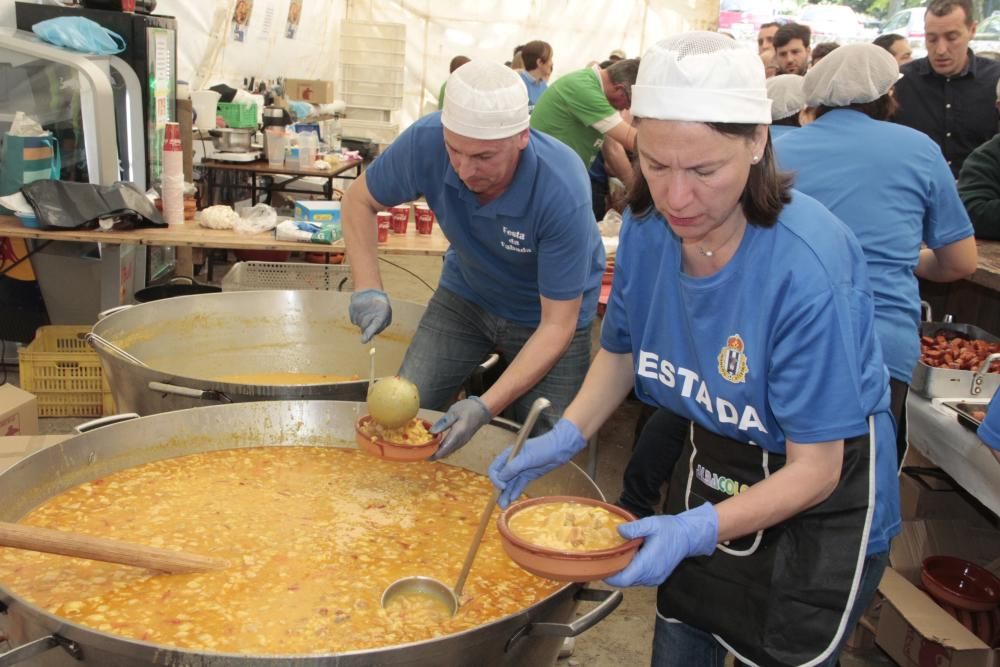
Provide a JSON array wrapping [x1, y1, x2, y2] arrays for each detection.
[[91, 290, 426, 415], [0, 401, 620, 666]]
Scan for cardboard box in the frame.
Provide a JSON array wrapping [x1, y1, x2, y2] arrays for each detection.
[[0, 385, 38, 437], [899, 469, 977, 521], [877, 568, 998, 667], [0, 434, 72, 473], [294, 200, 341, 223], [890, 520, 1000, 584], [284, 78, 334, 104], [876, 519, 1000, 667]]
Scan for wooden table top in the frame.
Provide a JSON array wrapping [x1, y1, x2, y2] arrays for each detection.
[[200, 157, 362, 179], [970, 239, 1000, 291], [0, 215, 450, 257]]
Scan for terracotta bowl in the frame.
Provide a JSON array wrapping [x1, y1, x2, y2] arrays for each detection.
[[497, 496, 642, 582], [354, 415, 441, 462], [921, 555, 1000, 612]]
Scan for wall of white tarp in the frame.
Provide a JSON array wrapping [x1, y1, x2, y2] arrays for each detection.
[[3, 0, 720, 131]]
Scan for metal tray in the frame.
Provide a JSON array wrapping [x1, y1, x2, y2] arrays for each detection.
[[939, 399, 990, 431], [911, 321, 1000, 399]]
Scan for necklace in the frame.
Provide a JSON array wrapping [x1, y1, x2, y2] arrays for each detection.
[[695, 223, 744, 258]]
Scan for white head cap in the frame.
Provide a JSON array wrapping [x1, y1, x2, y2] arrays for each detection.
[[631, 32, 771, 124], [803, 43, 900, 107], [766, 74, 806, 120], [441, 60, 530, 140]]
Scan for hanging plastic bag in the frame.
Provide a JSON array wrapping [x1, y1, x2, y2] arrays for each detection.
[[32, 17, 126, 56]]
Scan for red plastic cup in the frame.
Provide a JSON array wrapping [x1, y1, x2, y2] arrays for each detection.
[[389, 205, 410, 234], [163, 122, 181, 152], [376, 211, 392, 243], [415, 204, 435, 235]]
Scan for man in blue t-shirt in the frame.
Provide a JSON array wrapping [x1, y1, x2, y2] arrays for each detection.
[[976, 393, 1000, 465], [341, 60, 604, 459]]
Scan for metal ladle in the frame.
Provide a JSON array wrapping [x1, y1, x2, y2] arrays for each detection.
[[380, 396, 552, 617]]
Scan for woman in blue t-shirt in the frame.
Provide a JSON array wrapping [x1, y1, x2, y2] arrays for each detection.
[[774, 44, 977, 465], [489, 33, 901, 667], [518, 40, 552, 111]]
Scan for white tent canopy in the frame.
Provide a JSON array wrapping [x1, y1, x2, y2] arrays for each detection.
[[77, 0, 719, 130]]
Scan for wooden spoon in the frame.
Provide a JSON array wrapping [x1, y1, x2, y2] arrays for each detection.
[[0, 521, 228, 574]]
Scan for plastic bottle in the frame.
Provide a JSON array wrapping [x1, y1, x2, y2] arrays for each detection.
[[161, 122, 184, 226]]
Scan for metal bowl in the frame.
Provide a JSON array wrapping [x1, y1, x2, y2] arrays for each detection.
[[208, 128, 255, 152]]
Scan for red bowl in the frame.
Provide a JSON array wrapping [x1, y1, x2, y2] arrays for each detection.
[[354, 415, 441, 462], [497, 496, 642, 582], [921, 556, 1000, 612]]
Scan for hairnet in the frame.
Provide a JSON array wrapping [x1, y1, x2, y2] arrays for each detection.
[[631, 32, 771, 124], [441, 60, 530, 140], [802, 43, 900, 107], [766, 74, 806, 120]]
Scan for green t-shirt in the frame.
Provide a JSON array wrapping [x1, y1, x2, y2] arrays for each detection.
[[530, 67, 618, 167]]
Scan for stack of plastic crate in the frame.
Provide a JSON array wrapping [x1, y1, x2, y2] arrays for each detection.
[[339, 20, 405, 145]]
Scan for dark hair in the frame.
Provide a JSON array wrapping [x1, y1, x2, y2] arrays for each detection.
[[606, 58, 641, 96], [759, 21, 781, 31], [773, 114, 801, 127], [520, 41, 552, 71], [628, 122, 792, 228], [811, 42, 840, 64], [873, 33, 906, 53], [927, 0, 975, 25], [449, 55, 470, 73], [598, 59, 615, 69], [773, 23, 812, 49], [814, 93, 898, 122]]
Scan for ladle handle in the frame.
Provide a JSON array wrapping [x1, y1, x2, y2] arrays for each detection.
[[367, 346, 376, 397], [453, 397, 551, 599], [0, 521, 228, 574], [85, 333, 148, 368]]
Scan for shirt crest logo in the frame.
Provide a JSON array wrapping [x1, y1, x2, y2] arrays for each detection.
[[717, 334, 749, 384]]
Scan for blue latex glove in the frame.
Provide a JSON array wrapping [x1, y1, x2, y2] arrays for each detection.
[[488, 418, 587, 508], [428, 396, 492, 460], [349, 289, 392, 343], [604, 502, 719, 588]]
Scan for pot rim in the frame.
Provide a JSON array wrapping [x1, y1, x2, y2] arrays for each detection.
[[0, 400, 601, 662]]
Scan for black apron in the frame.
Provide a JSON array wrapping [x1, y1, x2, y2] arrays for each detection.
[[658, 423, 875, 667]]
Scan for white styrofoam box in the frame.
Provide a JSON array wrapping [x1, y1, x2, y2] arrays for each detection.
[[342, 79, 404, 98], [340, 36, 405, 54], [345, 106, 392, 122], [342, 65, 404, 85], [340, 50, 405, 68], [343, 92, 402, 110], [341, 119, 399, 144], [340, 21, 405, 41]]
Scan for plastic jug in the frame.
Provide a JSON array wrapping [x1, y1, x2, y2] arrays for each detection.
[[191, 90, 221, 131], [298, 131, 319, 169]]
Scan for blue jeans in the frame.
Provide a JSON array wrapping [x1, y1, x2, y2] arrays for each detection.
[[651, 551, 889, 667], [398, 287, 592, 434]]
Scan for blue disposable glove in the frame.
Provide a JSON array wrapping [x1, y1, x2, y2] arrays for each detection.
[[488, 418, 587, 508], [604, 502, 719, 588], [349, 289, 392, 343], [428, 396, 493, 460]]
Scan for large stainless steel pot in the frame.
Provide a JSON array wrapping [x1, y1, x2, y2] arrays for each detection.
[[90, 291, 426, 415], [0, 401, 621, 666]]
